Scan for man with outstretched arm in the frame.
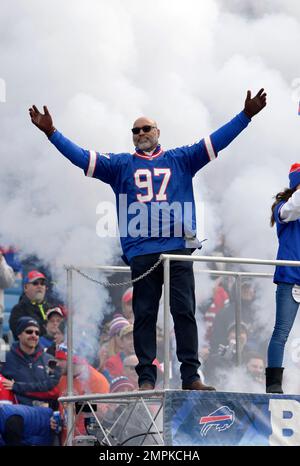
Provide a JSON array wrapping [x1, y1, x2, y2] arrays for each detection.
[[29, 89, 266, 391]]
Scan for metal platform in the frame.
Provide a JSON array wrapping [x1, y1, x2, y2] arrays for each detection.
[[59, 389, 165, 446], [59, 389, 300, 446]]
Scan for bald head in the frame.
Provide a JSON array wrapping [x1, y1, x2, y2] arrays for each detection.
[[133, 116, 157, 128], [132, 116, 160, 152]]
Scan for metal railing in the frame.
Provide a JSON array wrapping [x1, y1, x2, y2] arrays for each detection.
[[64, 254, 300, 444], [161, 254, 300, 388]]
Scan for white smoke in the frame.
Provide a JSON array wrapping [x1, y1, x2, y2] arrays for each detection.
[[1, 0, 300, 387], [212, 365, 265, 393]]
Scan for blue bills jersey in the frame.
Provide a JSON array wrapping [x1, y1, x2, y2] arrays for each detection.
[[49, 111, 250, 263]]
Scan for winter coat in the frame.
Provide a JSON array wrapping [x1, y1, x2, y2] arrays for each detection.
[[1, 342, 61, 405], [9, 295, 53, 338]]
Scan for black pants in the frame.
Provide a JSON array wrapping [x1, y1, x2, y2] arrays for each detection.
[[131, 249, 200, 386]]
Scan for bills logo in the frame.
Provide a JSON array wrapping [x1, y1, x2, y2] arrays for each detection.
[[199, 406, 235, 436]]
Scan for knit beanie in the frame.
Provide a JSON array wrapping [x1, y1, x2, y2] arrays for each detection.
[[109, 314, 130, 338], [16, 317, 40, 336], [110, 376, 134, 393]]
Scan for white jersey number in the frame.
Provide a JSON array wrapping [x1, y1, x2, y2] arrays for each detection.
[[135, 168, 171, 202]]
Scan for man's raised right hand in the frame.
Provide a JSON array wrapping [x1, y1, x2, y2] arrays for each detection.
[[29, 105, 56, 138]]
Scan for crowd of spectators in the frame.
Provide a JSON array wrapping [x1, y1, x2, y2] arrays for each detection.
[[0, 242, 273, 445], [0, 248, 146, 445]]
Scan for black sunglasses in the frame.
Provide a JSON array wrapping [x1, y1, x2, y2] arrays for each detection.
[[131, 125, 156, 135], [24, 329, 40, 336], [31, 280, 46, 286]]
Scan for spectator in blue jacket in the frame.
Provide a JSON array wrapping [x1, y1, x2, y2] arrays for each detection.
[[0, 317, 61, 406]]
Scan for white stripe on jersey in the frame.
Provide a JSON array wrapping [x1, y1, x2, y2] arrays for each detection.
[[87, 150, 97, 177], [204, 136, 216, 161]]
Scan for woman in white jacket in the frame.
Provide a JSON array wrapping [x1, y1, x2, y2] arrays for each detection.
[[267, 163, 300, 393]]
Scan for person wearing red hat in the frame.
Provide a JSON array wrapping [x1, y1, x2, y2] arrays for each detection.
[[267, 163, 300, 393], [54, 344, 110, 391], [9, 270, 57, 339]]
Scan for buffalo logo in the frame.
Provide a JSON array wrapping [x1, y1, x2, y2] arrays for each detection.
[[199, 406, 235, 436]]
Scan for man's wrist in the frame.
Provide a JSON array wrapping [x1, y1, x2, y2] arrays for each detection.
[[45, 127, 56, 138], [243, 109, 252, 119]]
